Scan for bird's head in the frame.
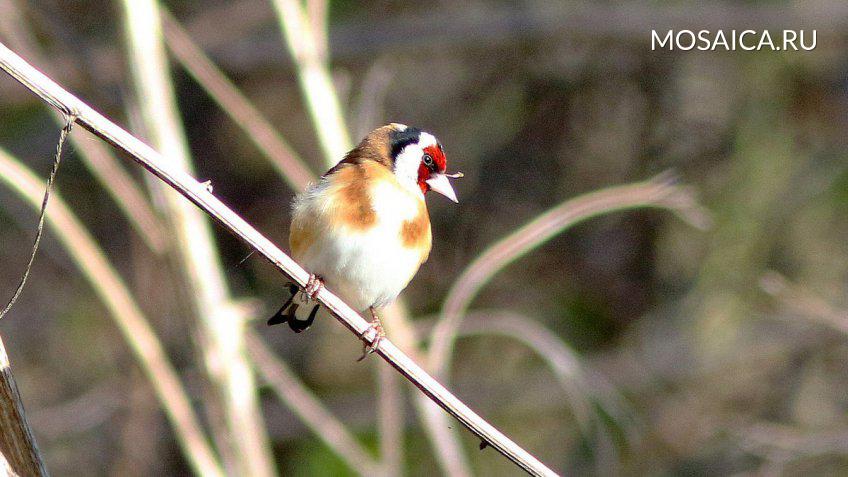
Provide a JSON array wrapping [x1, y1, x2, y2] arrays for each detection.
[[361, 123, 462, 202], [392, 125, 463, 203]]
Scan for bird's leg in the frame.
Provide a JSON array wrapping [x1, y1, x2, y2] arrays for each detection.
[[357, 307, 385, 361], [267, 283, 299, 326], [301, 274, 324, 302]]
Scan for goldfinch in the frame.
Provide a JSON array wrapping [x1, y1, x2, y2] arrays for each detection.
[[269, 124, 462, 357]]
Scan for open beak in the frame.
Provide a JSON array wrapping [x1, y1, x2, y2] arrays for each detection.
[[426, 172, 462, 203]]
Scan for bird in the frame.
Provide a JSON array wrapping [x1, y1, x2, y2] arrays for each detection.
[[268, 123, 462, 359]]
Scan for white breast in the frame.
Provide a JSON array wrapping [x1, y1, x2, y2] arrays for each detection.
[[291, 177, 429, 311]]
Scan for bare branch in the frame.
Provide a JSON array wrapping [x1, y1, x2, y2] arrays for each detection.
[[270, 0, 351, 165], [760, 271, 848, 336], [377, 364, 403, 476], [381, 301, 473, 476], [0, 41, 559, 476], [418, 310, 635, 474], [350, 59, 394, 140], [305, 0, 329, 62]]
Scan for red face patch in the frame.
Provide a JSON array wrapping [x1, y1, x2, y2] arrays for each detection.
[[417, 145, 447, 194], [424, 145, 447, 173]]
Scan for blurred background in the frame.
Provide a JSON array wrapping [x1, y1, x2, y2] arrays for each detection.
[[1, 1, 848, 475]]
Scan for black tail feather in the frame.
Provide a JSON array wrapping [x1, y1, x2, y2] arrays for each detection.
[[267, 284, 319, 333], [267, 303, 293, 326], [290, 305, 319, 333], [267, 284, 298, 326]]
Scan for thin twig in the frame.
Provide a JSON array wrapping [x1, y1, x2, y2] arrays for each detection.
[[449, 312, 628, 473], [760, 271, 848, 336], [246, 331, 383, 476], [305, 0, 329, 63], [0, 146, 224, 477], [456, 311, 603, 430], [351, 59, 394, 140], [428, 172, 711, 377], [418, 310, 633, 472], [380, 301, 473, 475], [118, 3, 276, 476], [0, 41, 559, 477]]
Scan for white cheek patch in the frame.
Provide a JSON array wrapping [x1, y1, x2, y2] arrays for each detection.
[[393, 131, 440, 195], [393, 144, 425, 195]]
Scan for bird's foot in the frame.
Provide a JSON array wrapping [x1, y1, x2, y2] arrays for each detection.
[[357, 308, 385, 362], [301, 274, 324, 302]]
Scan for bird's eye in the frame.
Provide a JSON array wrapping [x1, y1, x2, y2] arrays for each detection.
[[422, 154, 434, 167]]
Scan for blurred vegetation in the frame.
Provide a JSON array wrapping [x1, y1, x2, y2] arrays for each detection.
[[2, 0, 848, 475]]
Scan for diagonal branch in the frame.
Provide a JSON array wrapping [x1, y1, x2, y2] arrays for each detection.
[[0, 42, 558, 477]]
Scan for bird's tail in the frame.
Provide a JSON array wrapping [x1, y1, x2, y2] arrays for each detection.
[[267, 283, 319, 332]]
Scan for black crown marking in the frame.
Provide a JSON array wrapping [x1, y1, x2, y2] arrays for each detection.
[[389, 127, 422, 159]]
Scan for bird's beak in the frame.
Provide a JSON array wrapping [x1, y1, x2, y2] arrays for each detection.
[[426, 172, 462, 203]]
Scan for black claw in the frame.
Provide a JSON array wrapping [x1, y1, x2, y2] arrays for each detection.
[[267, 303, 291, 326]]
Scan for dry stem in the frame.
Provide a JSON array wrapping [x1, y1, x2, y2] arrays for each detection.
[[0, 334, 47, 477]]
